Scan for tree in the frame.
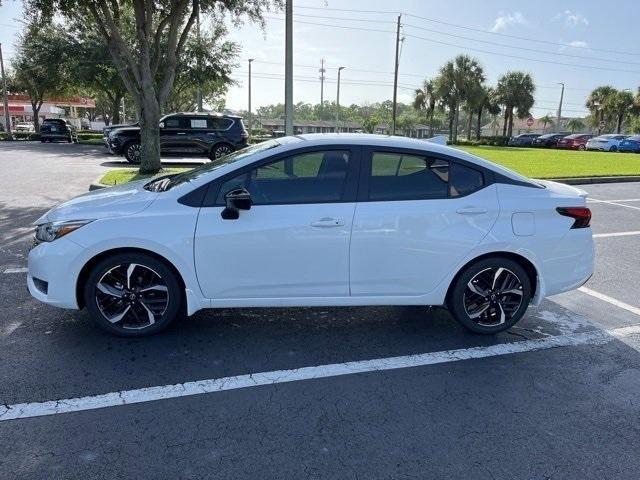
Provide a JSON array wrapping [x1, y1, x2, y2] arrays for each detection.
[[165, 23, 238, 112], [539, 114, 554, 133], [495, 71, 535, 138], [413, 78, 438, 138], [565, 118, 585, 133], [12, 21, 71, 132], [585, 85, 616, 134], [610, 90, 635, 133], [396, 109, 419, 137], [29, 0, 279, 174], [473, 86, 500, 140]]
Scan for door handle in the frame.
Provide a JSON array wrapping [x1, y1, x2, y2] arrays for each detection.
[[456, 207, 487, 215], [311, 218, 345, 227], [177, 132, 187, 135]]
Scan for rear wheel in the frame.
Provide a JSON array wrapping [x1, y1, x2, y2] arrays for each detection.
[[209, 142, 233, 160], [578, 145, 585, 151], [83, 253, 183, 336], [124, 142, 141, 163], [448, 257, 531, 334], [610, 145, 618, 152]]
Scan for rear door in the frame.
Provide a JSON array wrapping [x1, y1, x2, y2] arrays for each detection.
[[349, 147, 500, 296]]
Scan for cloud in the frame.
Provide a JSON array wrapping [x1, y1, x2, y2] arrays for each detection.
[[490, 12, 528, 32], [559, 40, 590, 52], [553, 10, 589, 27]]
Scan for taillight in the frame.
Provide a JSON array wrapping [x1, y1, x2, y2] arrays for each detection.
[[241, 130, 249, 139], [556, 207, 591, 229]]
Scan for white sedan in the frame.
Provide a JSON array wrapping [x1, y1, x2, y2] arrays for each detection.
[[28, 135, 594, 336], [585, 134, 627, 152]]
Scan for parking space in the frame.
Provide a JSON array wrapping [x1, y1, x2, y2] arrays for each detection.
[[1, 143, 640, 479]]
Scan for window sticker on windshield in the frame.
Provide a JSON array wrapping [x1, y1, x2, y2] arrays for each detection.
[[191, 119, 207, 129]]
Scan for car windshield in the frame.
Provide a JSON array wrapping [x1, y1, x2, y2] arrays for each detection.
[[146, 138, 297, 192]]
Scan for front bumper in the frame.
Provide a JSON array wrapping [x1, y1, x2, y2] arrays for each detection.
[[27, 237, 90, 310]]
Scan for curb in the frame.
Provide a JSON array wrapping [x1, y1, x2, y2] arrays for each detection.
[[547, 176, 640, 185]]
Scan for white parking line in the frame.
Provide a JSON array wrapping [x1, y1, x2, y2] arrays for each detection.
[[593, 231, 640, 238], [578, 287, 640, 317], [588, 198, 640, 211], [2, 325, 639, 422], [3, 267, 27, 274]]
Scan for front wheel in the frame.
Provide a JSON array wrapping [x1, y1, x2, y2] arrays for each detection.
[[578, 145, 585, 151], [448, 257, 531, 334], [83, 253, 183, 336], [609, 145, 618, 152], [124, 142, 141, 163]]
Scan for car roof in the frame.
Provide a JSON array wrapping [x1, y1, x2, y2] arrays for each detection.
[[165, 112, 241, 119]]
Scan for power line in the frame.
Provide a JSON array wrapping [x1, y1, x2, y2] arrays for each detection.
[[294, 4, 640, 57]]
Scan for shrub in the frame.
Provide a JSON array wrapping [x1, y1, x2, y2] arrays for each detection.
[[77, 132, 104, 140]]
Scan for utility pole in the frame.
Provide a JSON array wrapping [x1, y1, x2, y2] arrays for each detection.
[[0, 43, 12, 140], [319, 58, 325, 112], [391, 14, 401, 136], [196, 9, 203, 112], [284, 0, 293, 135], [556, 82, 564, 133], [336, 66, 345, 132], [248, 58, 254, 137]]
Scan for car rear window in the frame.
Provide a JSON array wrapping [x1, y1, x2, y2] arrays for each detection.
[[208, 118, 234, 130]]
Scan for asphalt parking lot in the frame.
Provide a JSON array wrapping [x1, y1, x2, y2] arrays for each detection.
[[1, 141, 640, 479]]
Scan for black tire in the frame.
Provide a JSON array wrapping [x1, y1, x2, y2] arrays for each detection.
[[610, 145, 618, 152], [448, 257, 531, 334], [124, 142, 141, 164], [578, 145, 585, 151], [83, 252, 183, 337], [209, 142, 234, 160], [67, 133, 73, 143]]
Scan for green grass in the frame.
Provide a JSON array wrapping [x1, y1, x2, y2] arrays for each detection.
[[99, 168, 190, 186], [78, 138, 105, 145], [458, 146, 640, 178]]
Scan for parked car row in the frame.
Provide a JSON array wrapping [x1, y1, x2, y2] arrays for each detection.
[[104, 112, 249, 163], [508, 132, 639, 152]]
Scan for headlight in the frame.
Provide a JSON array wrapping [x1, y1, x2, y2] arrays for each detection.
[[35, 220, 93, 243]]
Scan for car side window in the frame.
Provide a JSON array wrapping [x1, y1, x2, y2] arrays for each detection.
[[163, 117, 181, 128], [217, 150, 351, 205], [190, 118, 208, 129], [368, 153, 449, 201], [368, 152, 484, 201], [208, 118, 233, 130]]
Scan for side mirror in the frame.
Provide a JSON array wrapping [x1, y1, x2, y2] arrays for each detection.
[[159, 122, 165, 129], [221, 187, 252, 220]]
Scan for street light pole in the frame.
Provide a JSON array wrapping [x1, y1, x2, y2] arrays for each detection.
[[391, 14, 401, 136], [336, 66, 345, 132], [0, 43, 13, 140], [284, 0, 293, 136], [556, 82, 564, 133], [248, 58, 254, 138]]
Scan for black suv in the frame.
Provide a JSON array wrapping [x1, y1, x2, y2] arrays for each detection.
[[108, 112, 248, 163], [40, 118, 78, 143]]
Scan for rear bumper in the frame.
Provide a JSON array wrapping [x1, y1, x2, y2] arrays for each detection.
[[542, 229, 595, 298]]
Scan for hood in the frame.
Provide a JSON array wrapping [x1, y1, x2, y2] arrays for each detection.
[[535, 180, 588, 199], [35, 179, 157, 224]]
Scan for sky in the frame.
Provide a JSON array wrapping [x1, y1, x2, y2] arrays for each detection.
[[1, 0, 639, 118]]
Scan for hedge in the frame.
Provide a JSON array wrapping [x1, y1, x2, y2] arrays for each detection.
[[77, 132, 104, 140], [0, 132, 41, 141], [448, 136, 510, 147]]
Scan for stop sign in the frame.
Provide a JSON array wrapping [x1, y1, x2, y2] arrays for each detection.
[[526, 117, 534, 127]]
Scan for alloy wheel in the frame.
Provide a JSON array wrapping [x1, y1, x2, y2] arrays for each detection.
[[214, 144, 232, 158], [127, 144, 141, 162], [463, 267, 524, 327], [95, 263, 169, 330]]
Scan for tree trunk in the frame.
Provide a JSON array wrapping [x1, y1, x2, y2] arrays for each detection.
[[111, 93, 123, 125], [507, 109, 514, 138], [138, 93, 162, 174], [448, 110, 454, 141], [31, 103, 41, 132], [476, 108, 483, 140], [617, 114, 623, 134], [428, 110, 434, 138], [502, 109, 508, 137], [466, 110, 473, 140], [453, 104, 460, 143]]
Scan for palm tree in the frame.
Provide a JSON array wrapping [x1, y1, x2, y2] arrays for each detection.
[[610, 90, 635, 133], [495, 71, 535, 138], [565, 118, 585, 133], [585, 85, 616, 134], [539, 114, 554, 133], [413, 79, 438, 137], [475, 86, 500, 140], [432, 55, 485, 142]]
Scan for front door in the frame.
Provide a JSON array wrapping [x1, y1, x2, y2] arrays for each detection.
[[194, 147, 360, 300], [349, 148, 499, 296], [160, 116, 190, 154]]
